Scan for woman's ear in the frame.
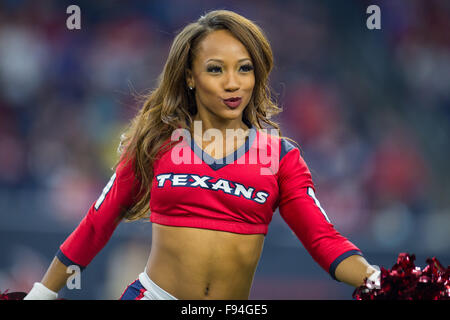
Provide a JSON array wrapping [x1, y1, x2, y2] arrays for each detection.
[[186, 69, 194, 89]]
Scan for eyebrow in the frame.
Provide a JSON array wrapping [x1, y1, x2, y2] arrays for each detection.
[[206, 58, 252, 63]]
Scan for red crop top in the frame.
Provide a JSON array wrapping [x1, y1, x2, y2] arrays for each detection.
[[57, 125, 362, 280]]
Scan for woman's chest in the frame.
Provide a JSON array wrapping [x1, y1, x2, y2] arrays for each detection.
[[150, 158, 279, 214]]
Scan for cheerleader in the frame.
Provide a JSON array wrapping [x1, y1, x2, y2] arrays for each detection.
[[24, 10, 379, 300]]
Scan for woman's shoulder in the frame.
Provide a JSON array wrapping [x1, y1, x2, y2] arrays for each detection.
[[256, 128, 300, 162]]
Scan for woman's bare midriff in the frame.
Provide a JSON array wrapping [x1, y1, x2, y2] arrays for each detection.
[[146, 223, 265, 300]]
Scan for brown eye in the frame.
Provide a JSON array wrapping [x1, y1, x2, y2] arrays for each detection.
[[207, 65, 222, 73], [240, 64, 254, 72]]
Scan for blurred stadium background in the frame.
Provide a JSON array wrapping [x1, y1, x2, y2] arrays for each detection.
[[0, 0, 449, 299]]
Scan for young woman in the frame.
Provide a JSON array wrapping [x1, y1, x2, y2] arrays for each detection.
[[24, 10, 379, 300]]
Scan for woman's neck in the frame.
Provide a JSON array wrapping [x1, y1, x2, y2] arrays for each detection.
[[191, 114, 249, 139]]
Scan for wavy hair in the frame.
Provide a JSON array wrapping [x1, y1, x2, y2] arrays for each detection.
[[116, 9, 284, 221]]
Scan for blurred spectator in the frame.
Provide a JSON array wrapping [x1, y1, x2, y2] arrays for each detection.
[[363, 125, 429, 210]]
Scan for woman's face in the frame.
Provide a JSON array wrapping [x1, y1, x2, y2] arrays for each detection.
[[187, 29, 255, 127]]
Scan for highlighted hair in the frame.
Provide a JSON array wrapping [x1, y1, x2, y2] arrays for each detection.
[[117, 10, 284, 221]]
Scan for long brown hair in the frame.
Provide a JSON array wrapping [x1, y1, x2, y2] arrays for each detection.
[[117, 9, 284, 222]]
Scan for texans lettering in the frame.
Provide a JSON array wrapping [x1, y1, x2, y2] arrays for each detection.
[[156, 173, 269, 204]]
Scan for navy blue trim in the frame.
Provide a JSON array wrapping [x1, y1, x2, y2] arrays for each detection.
[[329, 250, 363, 281], [280, 138, 296, 162], [120, 279, 146, 300], [188, 124, 257, 171], [56, 249, 86, 271]]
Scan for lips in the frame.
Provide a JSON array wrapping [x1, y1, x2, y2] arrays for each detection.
[[223, 97, 242, 109]]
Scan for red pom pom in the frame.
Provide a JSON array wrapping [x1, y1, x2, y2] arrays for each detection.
[[353, 253, 450, 300], [0, 289, 66, 300], [0, 289, 27, 300]]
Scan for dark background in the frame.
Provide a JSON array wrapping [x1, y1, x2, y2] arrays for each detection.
[[0, 0, 449, 299]]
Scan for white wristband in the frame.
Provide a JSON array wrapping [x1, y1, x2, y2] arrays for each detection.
[[366, 265, 381, 289], [24, 282, 58, 300]]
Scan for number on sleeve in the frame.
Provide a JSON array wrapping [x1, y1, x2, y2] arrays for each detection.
[[307, 187, 331, 223], [94, 173, 116, 210]]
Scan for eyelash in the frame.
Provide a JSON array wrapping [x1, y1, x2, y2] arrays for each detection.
[[207, 64, 254, 73]]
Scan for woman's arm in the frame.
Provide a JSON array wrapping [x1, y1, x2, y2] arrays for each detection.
[[24, 257, 69, 300], [24, 156, 142, 299], [334, 255, 378, 287], [41, 256, 73, 293], [277, 140, 375, 282]]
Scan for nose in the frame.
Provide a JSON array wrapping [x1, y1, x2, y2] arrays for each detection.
[[224, 71, 240, 92]]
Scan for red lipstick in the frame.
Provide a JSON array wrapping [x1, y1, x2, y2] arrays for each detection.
[[223, 97, 242, 109]]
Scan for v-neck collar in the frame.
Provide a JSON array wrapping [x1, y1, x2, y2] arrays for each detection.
[[187, 124, 257, 171]]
